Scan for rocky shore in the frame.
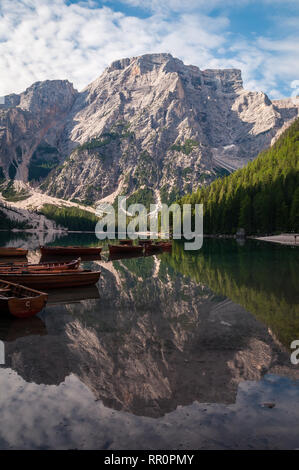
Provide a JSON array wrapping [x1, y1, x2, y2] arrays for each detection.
[[254, 234, 299, 246]]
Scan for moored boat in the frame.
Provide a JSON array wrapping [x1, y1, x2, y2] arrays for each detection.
[[144, 243, 162, 253], [144, 241, 172, 253], [0, 258, 81, 272], [0, 247, 28, 257], [0, 269, 101, 289], [40, 253, 102, 263], [40, 246, 102, 256], [156, 241, 173, 251], [119, 240, 133, 246], [0, 280, 48, 319], [108, 244, 144, 255], [139, 240, 153, 246]]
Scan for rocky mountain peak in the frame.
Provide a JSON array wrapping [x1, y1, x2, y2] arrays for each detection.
[[17, 79, 78, 114], [201, 68, 243, 93], [105, 53, 244, 93], [0, 53, 298, 207], [107, 52, 175, 73], [0, 79, 78, 183]]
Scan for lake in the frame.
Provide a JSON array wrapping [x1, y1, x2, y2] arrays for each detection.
[[0, 231, 298, 449]]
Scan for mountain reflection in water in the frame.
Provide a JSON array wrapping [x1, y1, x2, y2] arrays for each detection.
[[0, 235, 298, 449]]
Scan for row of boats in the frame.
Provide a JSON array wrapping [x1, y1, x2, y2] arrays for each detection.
[[0, 241, 172, 258], [0, 240, 172, 320]]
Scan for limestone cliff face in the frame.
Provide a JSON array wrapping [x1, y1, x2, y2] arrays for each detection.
[[0, 80, 78, 184], [1, 53, 298, 205], [0, 198, 63, 232]]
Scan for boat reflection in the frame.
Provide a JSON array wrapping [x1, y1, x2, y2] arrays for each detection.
[[47, 285, 100, 305], [0, 316, 47, 342], [40, 254, 102, 263], [108, 251, 145, 262]]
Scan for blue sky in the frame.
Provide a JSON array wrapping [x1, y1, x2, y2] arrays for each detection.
[[0, 0, 299, 99]]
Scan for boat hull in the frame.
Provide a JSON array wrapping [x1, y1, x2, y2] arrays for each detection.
[[0, 296, 47, 319], [40, 246, 102, 256], [0, 258, 81, 272], [0, 248, 28, 257], [108, 245, 143, 255], [0, 280, 48, 318], [0, 270, 101, 289], [157, 242, 172, 251], [119, 240, 133, 246], [145, 244, 162, 253]]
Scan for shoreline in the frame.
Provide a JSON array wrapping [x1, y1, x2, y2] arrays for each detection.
[[1, 229, 299, 247], [252, 234, 299, 246]]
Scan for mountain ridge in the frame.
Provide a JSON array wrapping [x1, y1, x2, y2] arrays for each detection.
[[1, 53, 299, 208]]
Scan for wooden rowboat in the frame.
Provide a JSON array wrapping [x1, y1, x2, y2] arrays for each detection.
[[0, 280, 48, 319], [119, 240, 133, 246], [138, 240, 153, 246], [40, 246, 102, 256], [144, 243, 163, 253], [108, 244, 143, 255], [0, 247, 28, 257], [0, 269, 101, 290], [144, 241, 172, 253], [0, 258, 81, 272], [158, 242, 172, 251]]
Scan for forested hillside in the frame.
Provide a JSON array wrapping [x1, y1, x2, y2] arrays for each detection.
[[39, 204, 98, 231], [181, 118, 299, 234]]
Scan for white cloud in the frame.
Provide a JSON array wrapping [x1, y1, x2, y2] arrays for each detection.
[[0, 0, 229, 95], [267, 89, 285, 100], [0, 0, 298, 99]]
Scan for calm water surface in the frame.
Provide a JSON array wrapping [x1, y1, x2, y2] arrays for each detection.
[[0, 231, 298, 449]]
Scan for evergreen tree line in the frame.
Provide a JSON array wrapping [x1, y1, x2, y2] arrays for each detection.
[[39, 204, 98, 231], [180, 118, 299, 234]]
